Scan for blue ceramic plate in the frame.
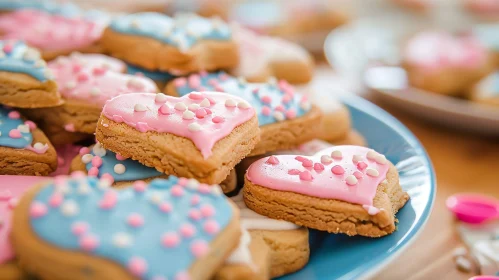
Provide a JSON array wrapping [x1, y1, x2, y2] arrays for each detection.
[[279, 95, 436, 280]]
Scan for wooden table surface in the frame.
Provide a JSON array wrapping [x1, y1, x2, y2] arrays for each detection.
[[368, 97, 499, 280]]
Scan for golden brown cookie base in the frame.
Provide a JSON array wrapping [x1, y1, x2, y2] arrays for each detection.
[[330, 130, 366, 146], [317, 104, 351, 143], [95, 115, 259, 184], [100, 28, 239, 73], [239, 59, 314, 85], [69, 152, 238, 193], [243, 164, 409, 237], [249, 106, 322, 156], [0, 72, 62, 108], [13, 184, 242, 280], [0, 128, 57, 175], [0, 262, 22, 280]]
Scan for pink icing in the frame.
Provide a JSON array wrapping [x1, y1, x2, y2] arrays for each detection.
[[0, 176, 47, 264], [48, 54, 156, 107], [0, 10, 105, 52], [468, 0, 499, 13], [102, 92, 256, 159], [246, 146, 390, 206], [404, 31, 487, 71]]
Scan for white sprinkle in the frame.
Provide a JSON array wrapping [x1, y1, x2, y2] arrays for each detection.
[[33, 142, 46, 151], [238, 77, 246, 85], [200, 98, 210, 107], [44, 69, 54, 79], [374, 154, 387, 164], [211, 186, 223, 195], [320, 155, 332, 164], [81, 154, 93, 164], [130, 20, 140, 29], [23, 48, 41, 61], [452, 247, 468, 258], [149, 192, 162, 204], [273, 111, 285, 121], [66, 81, 76, 89], [455, 256, 472, 272], [345, 175, 358, 186], [188, 122, 202, 132], [188, 103, 200, 111], [366, 168, 379, 177], [331, 150, 342, 159], [17, 124, 29, 133], [174, 102, 187, 111], [300, 101, 311, 111], [127, 78, 144, 89], [134, 104, 147, 112], [186, 179, 199, 190], [114, 164, 126, 174], [34, 60, 46, 68], [0, 132, 2, 136], [237, 101, 250, 109], [352, 155, 363, 164], [225, 99, 236, 107], [90, 87, 100, 96], [182, 110, 195, 120], [92, 143, 107, 157], [77, 183, 91, 195], [267, 77, 277, 85], [55, 184, 70, 194], [155, 93, 168, 103], [366, 150, 378, 160], [60, 200, 79, 216], [112, 232, 133, 248], [0, 51, 5, 58], [97, 178, 112, 190]]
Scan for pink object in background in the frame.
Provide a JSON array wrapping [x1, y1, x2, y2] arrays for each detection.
[[50, 144, 83, 176], [447, 194, 499, 224], [469, 277, 499, 280]]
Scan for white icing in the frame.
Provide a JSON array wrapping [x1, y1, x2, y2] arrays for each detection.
[[225, 228, 254, 267]]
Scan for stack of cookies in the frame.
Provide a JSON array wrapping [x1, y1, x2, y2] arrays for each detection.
[[0, 2, 409, 280]]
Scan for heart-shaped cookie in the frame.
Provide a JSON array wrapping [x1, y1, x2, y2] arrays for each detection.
[[166, 71, 322, 155], [96, 91, 259, 184], [13, 174, 240, 280], [244, 145, 410, 237]]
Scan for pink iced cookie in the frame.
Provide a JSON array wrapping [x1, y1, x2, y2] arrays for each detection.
[[243, 145, 410, 237], [404, 31, 488, 71], [0, 176, 48, 264], [466, 0, 499, 17], [0, 10, 105, 58], [48, 53, 156, 107]]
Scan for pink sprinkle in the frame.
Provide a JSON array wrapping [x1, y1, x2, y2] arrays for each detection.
[[113, 115, 124, 123], [136, 122, 150, 132], [161, 232, 180, 248], [278, 79, 290, 90], [261, 106, 271, 116], [72, 64, 82, 73], [171, 185, 184, 197], [295, 156, 307, 162], [92, 67, 107, 76], [128, 257, 147, 277], [24, 120, 36, 130], [331, 165, 345, 175], [203, 220, 219, 235], [7, 198, 18, 209], [158, 104, 174, 115], [204, 108, 212, 114], [198, 184, 210, 194], [175, 271, 191, 280], [314, 163, 325, 171], [288, 169, 301, 175], [178, 178, 188, 186], [116, 154, 127, 161], [91, 156, 102, 168], [49, 192, 63, 207], [159, 202, 172, 213], [357, 162, 368, 170], [219, 73, 230, 81], [214, 85, 224, 92], [275, 105, 285, 112], [77, 73, 89, 82], [200, 70, 208, 77], [64, 123, 75, 132], [299, 171, 313, 181], [252, 88, 259, 94], [8, 129, 21, 139], [71, 171, 86, 178], [191, 195, 200, 205], [208, 78, 218, 86], [282, 94, 292, 104], [188, 75, 201, 88], [133, 181, 147, 192], [191, 240, 209, 258], [302, 159, 313, 168], [99, 191, 117, 209], [3, 44, 13, 53], [180, 223, 196, 238], [7, 111, 20, 119], [0, 190, 12, 201], [174, 77, 187, 87], [265, 156, 279, 165], [79, 235, 99, 252], [261, 96, 272, 104], [79, 147, 90, 156], [353, 171, 363, 179], [127, 213, 144, 228], [285, 109, 296, 119], [195, 108, 207, 119], [58, 156, 64, 165], [71, 222, 89, 236], [212, 116, 224, 123], [200, 205, 215, 217], [207, 97, 216, 105], [189, 209, 202, 221]]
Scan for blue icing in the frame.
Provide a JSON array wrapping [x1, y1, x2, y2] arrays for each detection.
[[474, 24, 499, 51], [0, 106, 32, 148], [230, 1, 285, 28], [0, 0, 109, 20], [0, 40, 51, 81], [110, 12, 231, 50], [127, 63, 176, 84], [31, 176, 232, 280], [84, 145, 162, 181], [175, 71, 310, 126]]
